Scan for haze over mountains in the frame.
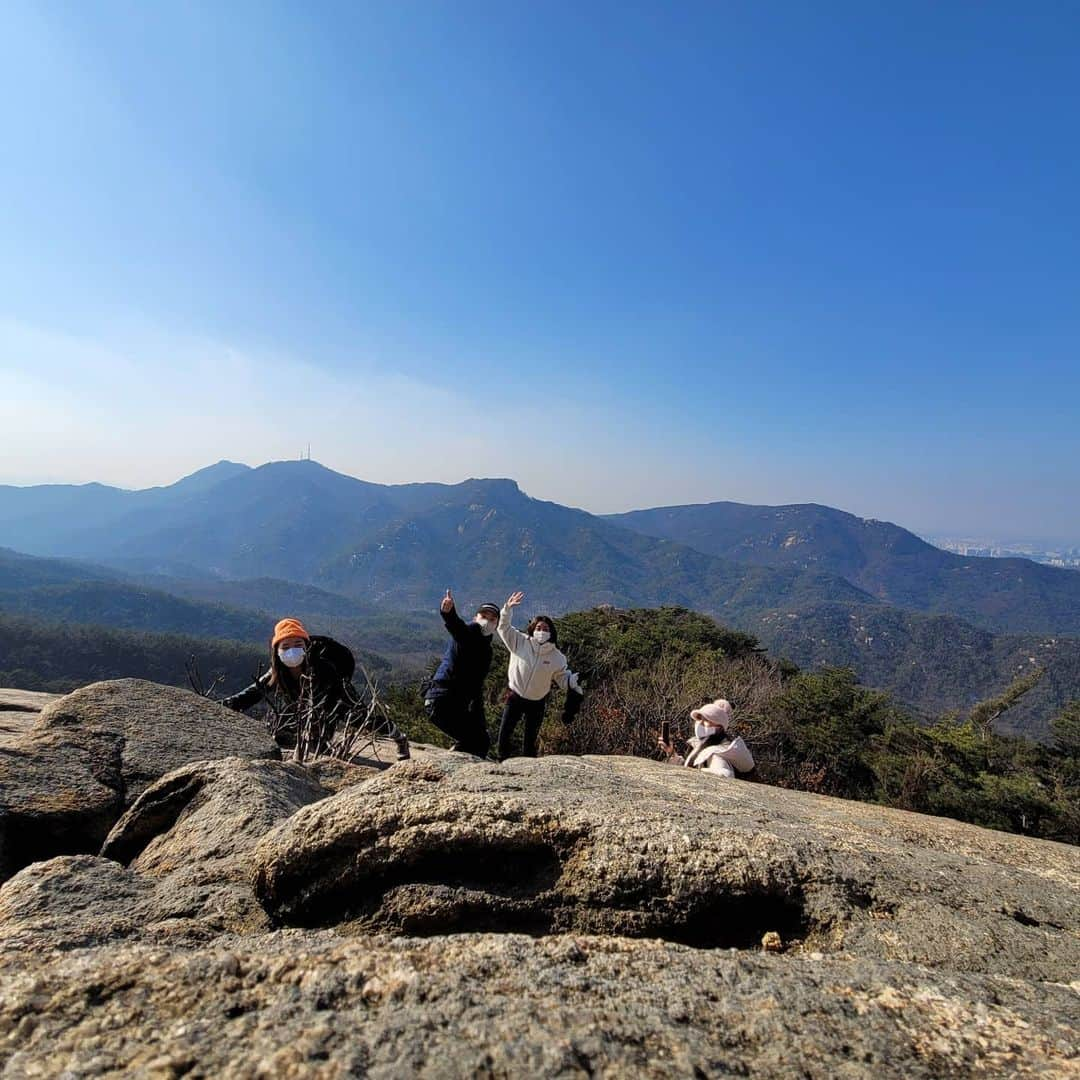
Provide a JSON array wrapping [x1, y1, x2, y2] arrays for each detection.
[[609, 502, 1080, 636], [2, 459, 1078, 738]]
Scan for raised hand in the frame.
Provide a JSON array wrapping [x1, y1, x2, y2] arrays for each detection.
[[506, 591, 525, 609], [440, 588, 455, 614]]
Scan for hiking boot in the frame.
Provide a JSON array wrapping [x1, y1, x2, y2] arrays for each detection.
[[395, 735, 411, 761]]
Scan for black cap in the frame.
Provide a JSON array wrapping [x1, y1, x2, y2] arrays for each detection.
[[477, 603, 501, 617]]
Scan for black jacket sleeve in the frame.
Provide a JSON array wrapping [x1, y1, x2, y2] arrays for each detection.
[[222, 672, 271, 712], [441, 607, 471, 644], [560, 684, 585, 725]]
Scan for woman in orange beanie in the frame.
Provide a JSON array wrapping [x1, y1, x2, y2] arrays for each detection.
[[223, 617, 409, 761]]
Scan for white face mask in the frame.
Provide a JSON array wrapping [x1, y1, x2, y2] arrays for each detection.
[[278, 645, 307, 669], [475, 616, 495, 636], [695, 720, 724, 741], [532, 629, 551, 645]]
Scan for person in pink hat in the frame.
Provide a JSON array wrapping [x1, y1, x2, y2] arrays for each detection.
[[658, 698, 755, 777]]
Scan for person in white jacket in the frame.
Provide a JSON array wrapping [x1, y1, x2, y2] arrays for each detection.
[[496, 591, 583, 760], [658, 698, 755, 778]]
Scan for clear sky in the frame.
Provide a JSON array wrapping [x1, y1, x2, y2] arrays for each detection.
[[1, 1, 1077, 541]]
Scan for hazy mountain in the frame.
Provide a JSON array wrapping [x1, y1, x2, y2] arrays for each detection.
[[2, 461, 1079, 738], [310, 479, 873, 618], [0, 547, 284, 641], [0, 462, 874, 614], [609, 502, 1080, 636]]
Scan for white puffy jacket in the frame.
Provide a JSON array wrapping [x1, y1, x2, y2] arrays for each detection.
[[680, 734, 755, 777], [498, 605, 582, 701]]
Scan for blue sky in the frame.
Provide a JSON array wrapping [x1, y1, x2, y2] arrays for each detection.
[[1, 1, 1077, 540]]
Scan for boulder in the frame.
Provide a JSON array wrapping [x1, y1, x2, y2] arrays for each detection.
[[0, 759, 343, 950], [0, 856, 155, 951], [251, 755, 1080, 982], [101, 757, 338, 937], [102, 756, 333, 872], [0, 680, 280, 884], [0, 727, 125, 882], [36, 679, 281, 802], [0, 932, 1076, 1077]]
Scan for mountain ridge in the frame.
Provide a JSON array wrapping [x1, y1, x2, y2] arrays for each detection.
[[2, 461, 1078, 738], [608, 499, 1080, 635]]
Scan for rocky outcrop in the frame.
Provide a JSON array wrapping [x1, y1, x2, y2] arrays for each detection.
[[0, 683, 1077, 1077], [0, 680, 280, 884], [0, 932, 1077, 1077], [0, 727, 126, 882], [251, 754, 1080, 983], [36, 678, 280, 801], [0, 755, 387, 950]]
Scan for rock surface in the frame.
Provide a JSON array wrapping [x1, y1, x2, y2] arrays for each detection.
[[0, 689, 58, 748], [0, 680, 280, 883], [0, 932, 1076, 1078], [0, 726, 125, 882], [252, 754, 1080, 982], [36, 678, 280, 801], [0, 683, 1077, 1077]]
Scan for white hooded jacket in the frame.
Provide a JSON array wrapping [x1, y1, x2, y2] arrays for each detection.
[[498, 605, 582, 701], [678, 734, 755, 777]]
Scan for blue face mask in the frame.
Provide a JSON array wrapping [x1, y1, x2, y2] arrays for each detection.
[[278, 646, 306, 668]]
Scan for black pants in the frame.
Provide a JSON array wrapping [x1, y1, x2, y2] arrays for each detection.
[[424, 693, 490, 757], [497, 691, 548, 760]]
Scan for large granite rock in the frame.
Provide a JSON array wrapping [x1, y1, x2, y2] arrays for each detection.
[[0, 757, 379, 951], [0, 680, 280, 884], [0, 681, 1077, 1077], [0, 855, 156, 952], [36, 679, 281, 802], [0, 727, 125, 882], [251, 755, 1080, 982], [102, 756, 337, 872], [0, 932, 1076, 1077]]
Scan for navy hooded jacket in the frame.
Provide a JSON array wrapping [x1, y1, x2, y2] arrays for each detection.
[[427, 607, 494, 700]]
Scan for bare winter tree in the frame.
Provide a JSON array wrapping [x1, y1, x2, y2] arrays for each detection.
[[185, 654, 226, 700], [554, 645, 785, 760]]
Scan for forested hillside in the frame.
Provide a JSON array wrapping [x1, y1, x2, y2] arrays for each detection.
[[0, 613, 266, 696], [748, 602, 1080, 739], [609, 501, 1080, 635]]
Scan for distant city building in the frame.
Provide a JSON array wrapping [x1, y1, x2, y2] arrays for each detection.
[[925, 536, 1080, 570]]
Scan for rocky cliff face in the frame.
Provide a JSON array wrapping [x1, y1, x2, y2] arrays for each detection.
[[0, 681, 1076, 1077]]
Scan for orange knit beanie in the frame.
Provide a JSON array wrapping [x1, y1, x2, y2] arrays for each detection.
[[271, 617, 310, 648]]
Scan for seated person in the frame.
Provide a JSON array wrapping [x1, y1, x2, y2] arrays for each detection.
[[658, 698, 754, 778]]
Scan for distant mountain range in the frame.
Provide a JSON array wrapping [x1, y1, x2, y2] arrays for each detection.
[[607, 502, 1080, 636], [2, 459, 1078, 738]]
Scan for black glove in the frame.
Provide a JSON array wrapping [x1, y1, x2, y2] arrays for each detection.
[[560, 687, 585, 726]]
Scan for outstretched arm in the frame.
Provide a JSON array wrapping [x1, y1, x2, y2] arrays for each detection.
[[497, 591, 530, 655], [222, 671, 271, 712], [551, 661, 583, 695], [439, 588, 470, 643]]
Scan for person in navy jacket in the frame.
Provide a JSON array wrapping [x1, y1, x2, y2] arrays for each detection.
[[423, 589, 500, 757]]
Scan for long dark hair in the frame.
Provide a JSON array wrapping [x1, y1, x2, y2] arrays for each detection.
[[526, 615, 558, 647]]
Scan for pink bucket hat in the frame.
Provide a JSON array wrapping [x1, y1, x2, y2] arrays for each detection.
[[691, 699, 733, 731]]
